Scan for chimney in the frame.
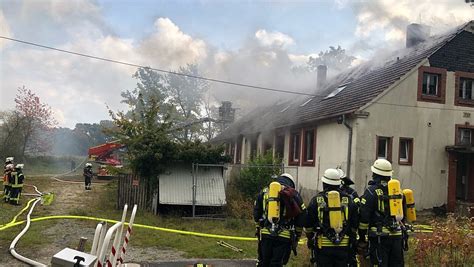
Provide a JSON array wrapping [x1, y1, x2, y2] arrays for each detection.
[[406, 23, 430, 48], [316, 65, 327, 89]]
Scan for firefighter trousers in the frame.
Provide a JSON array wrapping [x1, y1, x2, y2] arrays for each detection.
[[9, 187, 22, 204], [258, 236, 291, 267], [3, 185, 11, 202], [84, 176, 91, 189], [369, 236, 404, 267], [314, 246, 350, 267]]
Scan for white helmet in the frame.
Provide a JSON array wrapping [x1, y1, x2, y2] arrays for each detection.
[[321, 168, 341, 186], [336, 168, 346, 179], [85, 163, 92, 167], [278, 173, 296, 188], [5, 157, 14, 163], [15, 164, 24, 170], [371, 159, 393, 177], [5, 164, 14, 171]]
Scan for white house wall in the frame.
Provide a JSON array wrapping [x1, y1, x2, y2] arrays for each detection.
[[275, 122, 351, 192], [355, 63, 474, 209]]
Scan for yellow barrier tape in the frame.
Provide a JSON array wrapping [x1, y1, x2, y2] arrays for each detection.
[[0, 215, 257, 241], [0, 215, 434, 241]]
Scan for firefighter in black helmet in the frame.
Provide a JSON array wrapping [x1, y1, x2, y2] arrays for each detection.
[[358, 159, 406, 267], [337, 168, 359, 200], [305, 168, 359, 267], [254, 173, 306, 267]]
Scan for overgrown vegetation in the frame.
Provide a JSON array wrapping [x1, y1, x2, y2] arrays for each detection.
[[235, 151, 282, 199], [225, 152, 282, 219], [409, 214, 474, 266]]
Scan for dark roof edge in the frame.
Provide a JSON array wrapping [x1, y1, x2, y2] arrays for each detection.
[[213, 109, 358, 142]]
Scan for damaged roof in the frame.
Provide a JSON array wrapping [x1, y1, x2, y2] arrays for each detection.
[[215, 21, 474, 141]]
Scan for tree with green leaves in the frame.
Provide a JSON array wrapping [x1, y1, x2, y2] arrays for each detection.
[[121, 64, 210, 142], [108, 96, 176, 185]]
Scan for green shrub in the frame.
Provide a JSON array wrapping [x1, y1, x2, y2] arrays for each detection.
[[236, 151, 282, 199]]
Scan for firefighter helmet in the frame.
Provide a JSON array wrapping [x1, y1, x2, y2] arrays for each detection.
[[15, 164, 24, 170], [85, 163, 92, 167], [371, 159, 393, 177], [277, 173, 295, 188], [5, 157, 14, 163], [321, 168, 341, 186]]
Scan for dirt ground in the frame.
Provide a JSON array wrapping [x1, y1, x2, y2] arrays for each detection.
[[0, 175, 186, 266]]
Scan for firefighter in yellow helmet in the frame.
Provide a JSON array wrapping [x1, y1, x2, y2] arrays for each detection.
[[305, 168, 359, 266], [358, 159, 407, 267], [253, 173, 306, 267]]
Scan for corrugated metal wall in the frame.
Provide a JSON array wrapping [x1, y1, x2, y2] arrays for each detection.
[[159, 163, 226, 206]]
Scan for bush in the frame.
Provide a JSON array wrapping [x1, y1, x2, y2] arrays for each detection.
[[409, 214, 474, 266], [225, 182, 254, 219], [237, 151, 282, 199]]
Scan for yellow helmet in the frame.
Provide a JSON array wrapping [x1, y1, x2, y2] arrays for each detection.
[[371, 159, 393, 177]]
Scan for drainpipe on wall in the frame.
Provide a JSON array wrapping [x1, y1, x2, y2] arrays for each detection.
[[342, 114, 353, 177]]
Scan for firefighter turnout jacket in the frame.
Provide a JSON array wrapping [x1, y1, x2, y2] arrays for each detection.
[[253, 186, 306, 241], [305, 189, 358, 248], [358, 180, 406, 240]]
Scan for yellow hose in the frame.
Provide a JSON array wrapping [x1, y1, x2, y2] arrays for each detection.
[[0, 198, 36, 228]]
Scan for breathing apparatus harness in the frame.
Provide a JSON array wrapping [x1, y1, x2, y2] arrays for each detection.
[[314, 191, 350, 246]]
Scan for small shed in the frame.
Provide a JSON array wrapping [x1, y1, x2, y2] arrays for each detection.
[[159, 163, 226, 206]]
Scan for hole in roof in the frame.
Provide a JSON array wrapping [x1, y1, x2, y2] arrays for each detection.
[[300, 98, 313, 107], [324, 84, 349, 99]]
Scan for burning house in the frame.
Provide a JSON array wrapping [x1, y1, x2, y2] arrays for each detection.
[[214, 21, 474, 212]]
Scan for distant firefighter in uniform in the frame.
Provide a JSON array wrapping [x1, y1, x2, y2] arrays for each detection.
[[83, 163, 93, 190], [9, 164, 25, 205]]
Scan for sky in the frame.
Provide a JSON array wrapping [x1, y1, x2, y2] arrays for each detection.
[[0, 0, 473, 128]]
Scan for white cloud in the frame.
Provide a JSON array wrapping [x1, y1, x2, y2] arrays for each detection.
[[255, 29, 295, 49], [139, 18, 208, 69]]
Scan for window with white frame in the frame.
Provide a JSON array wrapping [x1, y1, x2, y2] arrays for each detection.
[[459, 128, 472, 145], [302, 129, 316, 165], [399, 138, 413, 165], [289, 131, 301, 165], [376, 136, 392, 161], [460, 78, 474, 101], [422, 73, 440, 96]]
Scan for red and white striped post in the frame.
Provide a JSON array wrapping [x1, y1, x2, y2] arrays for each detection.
[[117, 204, 137, 266]]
